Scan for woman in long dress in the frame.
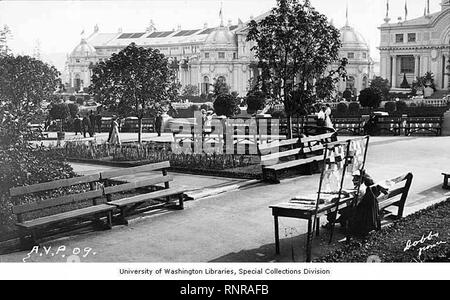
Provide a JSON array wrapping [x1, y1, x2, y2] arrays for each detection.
[[324, 104, 333, 128], [108, 118, 121, 145]]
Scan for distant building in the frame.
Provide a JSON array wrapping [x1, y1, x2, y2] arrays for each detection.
[[65, 9, 374, 98], [379, 0, 450, 91]]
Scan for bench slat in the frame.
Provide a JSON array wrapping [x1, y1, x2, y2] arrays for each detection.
[[12, 189, 104, 215], [104, 175, 173, 195], [300, 133, 335, 143], [108, 188, 186, 207], [264, 155, 324, 171], [10, 174, 101, 197], [100, 161, 170, 179], [258, 138, 299, 153], [260, 148, 302, 163], [16, 204, 113, 228]]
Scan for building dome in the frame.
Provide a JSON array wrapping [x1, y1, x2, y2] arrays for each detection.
[[204, 25, 236, 47], [340, 25, 369, 51], [70, 38, 97, 57]]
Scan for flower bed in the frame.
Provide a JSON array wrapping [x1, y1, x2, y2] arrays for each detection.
[[315, 199, 450, 262]]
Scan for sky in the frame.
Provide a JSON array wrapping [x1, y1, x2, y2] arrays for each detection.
[[0, 0, 444, 71]]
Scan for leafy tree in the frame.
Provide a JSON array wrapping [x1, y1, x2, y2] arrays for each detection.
[[396, 101, 407, 112], [246, 90, 266, 114], [69, 95, 76, 102], [213, 79, 230, 96], [370, 76, 390, 102], [359, 87, 381, 110], [0, 55, 61, 114], [0, 25, 12, 56], [49, 103, 70, 132], [90, 43, 180, 143], [315, 59, 348, 102], [182, 84, 199, 97], [412, 72, 436, 95], [342, 89, 352, 101], [247, 0, 342, 137], [76, 97, 84, 105], [213, 94, 241, 117]]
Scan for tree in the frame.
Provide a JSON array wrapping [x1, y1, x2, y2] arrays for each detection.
[[90, 43, 180, 143], [182, 84, 199, 97], [342, 89, 353, 101], [247, 0, 342, 138], [213, 94, 241, 117], [315, 59, 348, 102], [213, 79, 230, 96], [0, 25, 12, 56], [0, 55, 61, 114], [370, 76, 390, 102], [246, 90, 266, 114], [359, 88, 381, 110]]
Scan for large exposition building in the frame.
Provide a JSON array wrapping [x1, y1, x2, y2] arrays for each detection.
[[64, 10, 374, 97], [379, 0, 450, 91]]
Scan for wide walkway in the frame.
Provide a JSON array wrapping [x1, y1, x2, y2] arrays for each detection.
[[2, 136, 450, 262]]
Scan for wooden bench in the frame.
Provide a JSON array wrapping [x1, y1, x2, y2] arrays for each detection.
[[258, 132, 337, 183], [10, 174, 113, 249], [333, 117, 364, 135], [442, 173, 450, 190], [405, 117, 443, 136], [269, 172, 413, 261], [374, 116, 403, 136], [100, 161, 186, 225]]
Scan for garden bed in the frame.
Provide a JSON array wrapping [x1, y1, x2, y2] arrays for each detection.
[[315, 199, 450, 262]]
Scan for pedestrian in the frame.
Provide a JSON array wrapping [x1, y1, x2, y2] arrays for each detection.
[[73, 114, 82, 135], [82, 116, 92, 138], [89, 110, 96, 137], [317, 106, 326, 127], [155, 113, 163, 137], [108, 116, 121, 145], [324, 104, 333, 128], [95, 111, 103, 133]]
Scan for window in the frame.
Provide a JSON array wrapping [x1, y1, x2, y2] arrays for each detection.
[[396, 34, 404, 43], [218, 52, 225, 59], [362, 52, 367, 59], [400, 56, 415, 73], [75, 59, 80, 63], [205, 52, 210, 59], [233, 53, 237, 59], [347, 52, 355, 59], [408, 33, 416, 42]]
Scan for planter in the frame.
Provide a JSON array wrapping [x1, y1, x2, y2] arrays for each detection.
[[57, 132, 65, 140]]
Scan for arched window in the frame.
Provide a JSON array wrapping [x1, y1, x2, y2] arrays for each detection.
[[202, 76, 210, 95]]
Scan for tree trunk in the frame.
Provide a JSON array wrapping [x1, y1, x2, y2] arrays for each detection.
[[286, 114, 293, 139], [138, 116, 143, 144]]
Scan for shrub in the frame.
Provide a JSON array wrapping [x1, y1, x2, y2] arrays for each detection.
[[246, 90, 266, 114], [396, 101, 407, 112], [191, 104, 199, 112], [67, 103, 79, 119], [49, 103, 70, 131], [337, 102, 348, 115], [348, 102, 360, 114], [213, 94, 241, 117], [359, 88, 381, 109], [200, 103, 214, 112], [69, 95, 76, 102], [76, 97, 84, 105], [385, 101, 396, 113], [343, 89, 352, 101]]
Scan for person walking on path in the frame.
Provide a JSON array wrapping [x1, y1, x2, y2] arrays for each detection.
[[95, 112, 103, 133], [325, 104, 333, 128], [108, 117, 121, 145], [155, 113, 163, 137], [73, 114, 82, 135], [89, 111, 96, 137], [82, 116, 92, 138]]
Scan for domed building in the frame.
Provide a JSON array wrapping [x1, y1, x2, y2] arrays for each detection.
[[66, 38, 98, 92], [331, 18, 375, 96]]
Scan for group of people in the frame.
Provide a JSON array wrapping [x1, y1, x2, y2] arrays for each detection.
[[73, 111, 103, 138]]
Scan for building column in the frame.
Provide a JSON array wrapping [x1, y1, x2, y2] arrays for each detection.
[[414, 55, 420, 78], [391, 55, 397, 88], [444, 54, 449, 90]]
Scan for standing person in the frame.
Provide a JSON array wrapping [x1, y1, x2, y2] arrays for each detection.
[[108, 117, 121, 145], [324, 104, 333, 128], [73, 115, 82, 135], [82, 116, 92, 138], [89, 111, 96, 137], [155, 113, 163, 137], [317, 106, 326, 127], [95, 112, 103, 133]]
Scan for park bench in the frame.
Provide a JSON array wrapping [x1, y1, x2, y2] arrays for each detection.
[[258, 132, 337, 183], [101, 161, 186, 225], [376, 116, 403, 136], [269, 172, 413, 261], [10, 174, 113, 249], [405, 116, 443, 136], [121, 117, 155, 133], [333, 117, 364, 135]]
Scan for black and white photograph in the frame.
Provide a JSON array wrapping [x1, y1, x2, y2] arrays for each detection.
[[0, 0, 449, 281]]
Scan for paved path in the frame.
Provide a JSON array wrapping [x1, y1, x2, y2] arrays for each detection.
[[2, 136, 450, 262]]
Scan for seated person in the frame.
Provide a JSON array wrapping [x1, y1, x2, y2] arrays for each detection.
[[324, 170, 389, 237]]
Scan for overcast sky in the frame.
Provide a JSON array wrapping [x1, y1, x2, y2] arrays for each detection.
[[0, 0, 443, 71]]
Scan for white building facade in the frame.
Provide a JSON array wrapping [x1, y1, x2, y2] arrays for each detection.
[[379, 0, 450, 90]]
